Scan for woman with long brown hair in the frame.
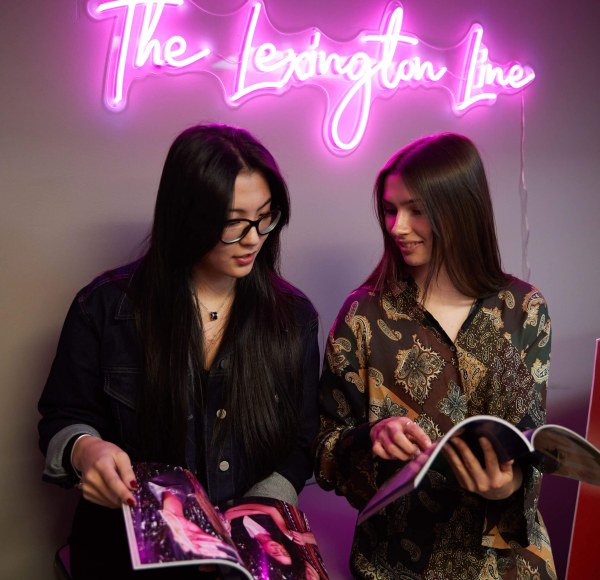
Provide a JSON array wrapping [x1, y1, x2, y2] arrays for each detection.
[[314, 133, 555, 578]]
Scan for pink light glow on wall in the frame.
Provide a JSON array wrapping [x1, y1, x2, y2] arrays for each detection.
[[89, 0, 536, 154]]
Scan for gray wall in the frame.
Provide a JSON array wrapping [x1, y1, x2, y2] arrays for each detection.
[[2, 0, 599, 577]]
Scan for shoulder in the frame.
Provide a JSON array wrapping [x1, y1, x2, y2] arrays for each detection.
[[330, 285, 383, 327], [74, 259, 141, 317], [492, 276, 549, 312], [277, 278, 318, 319]]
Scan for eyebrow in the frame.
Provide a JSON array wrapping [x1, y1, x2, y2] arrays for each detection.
[[382, 198, 421, 207], [228, 198, 272, 215]]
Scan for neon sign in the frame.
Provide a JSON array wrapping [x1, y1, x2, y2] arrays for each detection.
[[89, 0, 535, 154]]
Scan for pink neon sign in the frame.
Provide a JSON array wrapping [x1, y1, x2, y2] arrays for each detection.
[[89, 0, 535, 154]]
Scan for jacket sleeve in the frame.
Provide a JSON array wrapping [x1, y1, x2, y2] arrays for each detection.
[[275, 304, 321, 494], [37, 292, 107, 488]]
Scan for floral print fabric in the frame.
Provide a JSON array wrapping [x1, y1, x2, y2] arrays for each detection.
[[314, 277, 556, 579]]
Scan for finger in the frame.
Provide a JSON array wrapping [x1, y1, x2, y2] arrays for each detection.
[[372, 439, 400, 460], [442, 444, 474, 492], [478, 437, 500, 473], [450, 437, 485, 476], [92, 458, 136, 507], [378, 429, 417, 460], [383, 421, 421, 457], [113, 449, 138, 494], [404, 421, 432, 450], [371, 418, 421, 460], [373, 436, 414, 461]]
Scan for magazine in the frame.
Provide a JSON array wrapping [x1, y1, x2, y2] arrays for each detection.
[[357, 415, 600, 525], [123, 462, 329, 579]]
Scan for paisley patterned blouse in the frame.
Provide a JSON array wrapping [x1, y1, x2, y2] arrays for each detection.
[[314, 277, 556, 579]]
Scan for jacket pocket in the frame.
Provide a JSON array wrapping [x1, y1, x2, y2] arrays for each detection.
[[103, 368, 140, 453]]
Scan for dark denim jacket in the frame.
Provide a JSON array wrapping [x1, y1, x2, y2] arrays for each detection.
[[38, 261, 320, 505]]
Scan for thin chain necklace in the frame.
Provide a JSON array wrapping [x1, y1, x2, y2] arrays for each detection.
[[196, 290, 234, 321]]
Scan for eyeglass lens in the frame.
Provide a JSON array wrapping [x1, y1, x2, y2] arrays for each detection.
[[221, 210, 280, 243]]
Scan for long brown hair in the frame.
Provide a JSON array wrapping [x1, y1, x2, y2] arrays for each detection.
[[366, 132, 509, 298]]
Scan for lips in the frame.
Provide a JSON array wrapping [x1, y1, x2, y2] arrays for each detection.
[[397, 240, 422, 250], [234, 252, 257, 266]]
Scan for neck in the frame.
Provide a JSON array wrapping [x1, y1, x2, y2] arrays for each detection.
[[192, 267, 236, 301], [413, 265, 473, 306]]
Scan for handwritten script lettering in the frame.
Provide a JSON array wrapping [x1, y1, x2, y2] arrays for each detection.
[[90, 0, 535, 154]]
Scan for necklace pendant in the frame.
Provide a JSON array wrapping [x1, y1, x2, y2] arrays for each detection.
[[210, 312, 218, 321]]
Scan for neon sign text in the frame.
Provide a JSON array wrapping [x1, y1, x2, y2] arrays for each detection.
[[90, 0, 536, 154]]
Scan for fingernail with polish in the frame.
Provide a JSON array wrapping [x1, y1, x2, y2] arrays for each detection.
[[130, 480, 139, 489], [127, 498, 135, 507]]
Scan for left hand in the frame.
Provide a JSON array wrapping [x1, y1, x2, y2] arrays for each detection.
[[442, 436, 523, 500]]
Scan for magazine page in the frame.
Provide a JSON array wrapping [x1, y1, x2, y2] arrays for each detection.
[[123, 462, 252, 578], [222, 496, 329, 579], [531, 425, 600, 484], [357, 415, 532, 524]]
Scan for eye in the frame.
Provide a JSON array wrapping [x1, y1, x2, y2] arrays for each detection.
[[383, 206, 397, 216]]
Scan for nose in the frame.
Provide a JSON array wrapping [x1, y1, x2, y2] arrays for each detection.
[[391, 211, 411, 236], [240, 223, 261, 245]]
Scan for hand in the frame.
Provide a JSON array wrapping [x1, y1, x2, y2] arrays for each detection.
[[370, 417, 432, 461], [71, 435, 137, 509], [442, 436, 523, 500]]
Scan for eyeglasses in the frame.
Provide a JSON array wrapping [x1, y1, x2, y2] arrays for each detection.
[[220, 209, 282, 244]]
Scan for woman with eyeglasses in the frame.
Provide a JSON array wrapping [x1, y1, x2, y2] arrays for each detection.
[[38, 124, 320, 579], [314, 133, 555, 578]]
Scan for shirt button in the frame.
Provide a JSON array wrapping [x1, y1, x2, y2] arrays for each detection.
[[216, 409, 227, 419], [219, 460, 230, 472]]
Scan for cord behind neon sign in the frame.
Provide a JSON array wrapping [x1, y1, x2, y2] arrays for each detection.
[[90, 0, 535, 155]]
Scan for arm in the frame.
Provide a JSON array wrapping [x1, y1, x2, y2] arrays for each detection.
[[477, 287, 552, 546], [313, 295, 428, 509], [37, 291, 137, 508], [274, 304, 321, 495]]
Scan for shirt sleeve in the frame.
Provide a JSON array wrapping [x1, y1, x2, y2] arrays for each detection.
[[313, 295, 401, 510], [483, 287, 552, 549]]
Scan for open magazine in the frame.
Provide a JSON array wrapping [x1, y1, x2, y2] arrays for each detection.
[[358, 415, 600, 525], [123, 463, 329, 579]]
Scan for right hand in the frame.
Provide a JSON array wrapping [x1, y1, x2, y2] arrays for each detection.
[[371, 417, 432, 461], [71, 435, 137, 509]]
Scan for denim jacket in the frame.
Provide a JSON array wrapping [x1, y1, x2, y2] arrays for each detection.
[[38, 261, 320, 505]]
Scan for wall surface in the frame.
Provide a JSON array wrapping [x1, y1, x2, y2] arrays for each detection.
[[1, 0, 599, 578]]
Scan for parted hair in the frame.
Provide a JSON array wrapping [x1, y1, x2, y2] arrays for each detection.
[[134, 124, 304, 486], [366, 132, 509, 298]]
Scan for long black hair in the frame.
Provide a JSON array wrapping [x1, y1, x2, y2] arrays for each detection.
[[366, 132, 509, 298], [134, 124, 303, 485]]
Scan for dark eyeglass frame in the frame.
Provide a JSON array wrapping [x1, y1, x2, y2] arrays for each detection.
[[220, 209, 282, 244]]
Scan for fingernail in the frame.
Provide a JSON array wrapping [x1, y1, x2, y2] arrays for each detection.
[[130, 480, 139, 489], [127, 498, 135, 507]]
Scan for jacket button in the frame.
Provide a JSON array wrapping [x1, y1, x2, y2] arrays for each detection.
[[216, 409, 227, 419], [219, 358, 229, 369], [219, 460, 230, 472]]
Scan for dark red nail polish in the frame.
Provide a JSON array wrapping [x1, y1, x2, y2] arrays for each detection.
[[127, 498, 135, 507], [130, 480, 139, 489]]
